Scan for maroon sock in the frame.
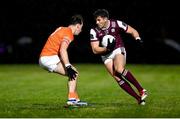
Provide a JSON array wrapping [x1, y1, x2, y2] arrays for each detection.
[[118, 79, 140, 101], [123, 70, 143, 92]]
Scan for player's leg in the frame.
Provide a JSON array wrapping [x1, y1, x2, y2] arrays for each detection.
[[55, 63, 79, 105], [122, 69, 147, 100], [124, 71, 147, 99], [54, 61, 66, 75], [112, 54, 144, 104], [113, 54, 147, 100], [102, 49, 144, 105], [104, 57, 142, 105], [39, 56, 80, 105], [54, 63, 77, 92], [55, 63, 87, 106]]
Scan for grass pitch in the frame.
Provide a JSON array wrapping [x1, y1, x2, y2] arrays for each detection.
[[0, 64, 180, 118]]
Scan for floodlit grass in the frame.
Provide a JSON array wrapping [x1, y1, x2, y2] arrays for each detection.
[[0, 64, 180, 117]]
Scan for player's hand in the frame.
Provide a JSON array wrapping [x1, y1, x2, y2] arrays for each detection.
[[106, 38, 116, 53], [65, 65, 78, 80], [136, 37, 144, 49]]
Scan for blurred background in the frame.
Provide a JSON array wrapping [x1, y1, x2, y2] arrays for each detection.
[[0, 0, 179, 64]]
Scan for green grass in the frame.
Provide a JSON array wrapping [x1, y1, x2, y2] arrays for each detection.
[[0, 64, 180, 117]]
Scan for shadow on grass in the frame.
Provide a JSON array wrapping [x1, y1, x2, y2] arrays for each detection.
[[18, 102, 125, 110]]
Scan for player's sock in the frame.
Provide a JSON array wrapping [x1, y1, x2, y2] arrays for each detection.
[[67, 92, 77, 105], [121, 69, 143, 92], [68, 92, 76, 100], [115, 72, 140, 101], [117, 79, 141, 101]]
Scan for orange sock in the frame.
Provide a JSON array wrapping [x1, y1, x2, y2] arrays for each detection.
[[68, 92, 76, 99]]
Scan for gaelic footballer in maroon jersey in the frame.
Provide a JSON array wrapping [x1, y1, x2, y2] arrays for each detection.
[[90, 9, 147, 105]]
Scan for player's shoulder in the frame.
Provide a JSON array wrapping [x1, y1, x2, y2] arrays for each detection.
[[109, 19, 119, 23], [60, 27, 71, 32], [91, 25, 102, 33], [110, 19, 124, 25], [59, 27, 73, 36]]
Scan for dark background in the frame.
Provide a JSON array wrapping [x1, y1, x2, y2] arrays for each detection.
[[0, 0, 179, 64]]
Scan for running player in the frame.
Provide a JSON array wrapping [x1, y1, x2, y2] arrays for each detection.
[[90, 9, 147, 105], [39, 14, 87, 106]]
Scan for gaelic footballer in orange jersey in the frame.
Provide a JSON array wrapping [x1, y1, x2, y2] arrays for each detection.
[[39, 14, 88, 106]]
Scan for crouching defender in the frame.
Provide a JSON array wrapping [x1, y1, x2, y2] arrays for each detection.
[[90, 9, 147, 105], [39, 14, 87, 106]]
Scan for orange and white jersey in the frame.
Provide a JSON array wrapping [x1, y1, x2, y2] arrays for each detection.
[[40, 27, 74, 56]]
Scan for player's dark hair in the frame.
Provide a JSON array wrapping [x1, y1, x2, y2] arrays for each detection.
[[93, 9, 109, 19], [70, 14, 83, 25]]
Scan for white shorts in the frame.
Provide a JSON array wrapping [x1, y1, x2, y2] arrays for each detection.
[[101, 47, 126, 64], [39, 55, 60, 72]]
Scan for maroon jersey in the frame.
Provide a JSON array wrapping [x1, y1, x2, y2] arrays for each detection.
[[90, 19, 128, 48]]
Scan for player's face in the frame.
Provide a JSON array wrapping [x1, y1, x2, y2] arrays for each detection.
[[95, 16, 108, 29], [74, 24, 83, 35]]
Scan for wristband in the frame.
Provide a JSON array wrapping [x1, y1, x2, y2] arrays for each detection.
[[135, 37, 141, 40]]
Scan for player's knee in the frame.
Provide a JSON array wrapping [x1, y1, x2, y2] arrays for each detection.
[[114, 69, 127, 78], [114, 67, 124, 74], [70, 76, 78, 81]]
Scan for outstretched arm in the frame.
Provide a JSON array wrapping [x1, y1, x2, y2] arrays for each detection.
[[60, 39, 70, 65], [126, 25, 143, 44], [60, 39, 78, 80], [126, 25, 141, 40]]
